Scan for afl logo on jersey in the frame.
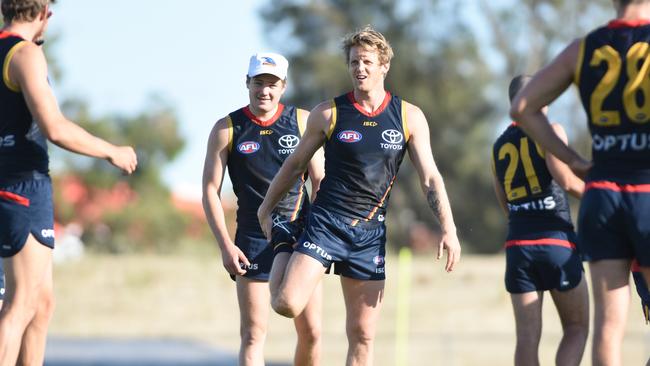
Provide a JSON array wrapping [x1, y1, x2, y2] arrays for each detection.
[[337, 130, 362, 143], [237, 141, 260, 154]]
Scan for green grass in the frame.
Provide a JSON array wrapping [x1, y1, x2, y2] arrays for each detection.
[[50, 248, 650, 365]]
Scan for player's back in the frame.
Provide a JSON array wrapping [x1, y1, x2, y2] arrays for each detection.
[[576, 20, 650, 183], [492, 123, 573, 238], [0, 31, 49, 181]]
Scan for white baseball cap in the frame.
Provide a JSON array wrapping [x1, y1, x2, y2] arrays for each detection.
[[247, 52, 289, 80]]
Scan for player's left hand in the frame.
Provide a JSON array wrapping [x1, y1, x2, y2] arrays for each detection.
[[437, 231, 461, 272]]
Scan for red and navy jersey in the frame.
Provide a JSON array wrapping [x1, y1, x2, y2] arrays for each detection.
[[226, 104, 309, 230], [313, 91, 409, 226], [0, 31, 49, 181], [492, 123, 573, 238], [575, 19, 650, 183]]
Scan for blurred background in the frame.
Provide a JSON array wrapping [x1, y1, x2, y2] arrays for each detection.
[[4, 0, 650, 365]]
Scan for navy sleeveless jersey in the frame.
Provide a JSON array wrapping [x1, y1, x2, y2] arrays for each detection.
[[227, 104, 309, 229], [313, 92, 408, 225], [575, 20, 650, 183], [492, 123, 573, 237], [0, 32, 49, 180]]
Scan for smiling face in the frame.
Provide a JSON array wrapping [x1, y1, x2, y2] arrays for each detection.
[[246, 74, 286, 115], [347, 45, 390, 93]]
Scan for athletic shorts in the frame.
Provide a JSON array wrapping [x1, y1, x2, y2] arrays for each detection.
[[0, 178, 54, 257], [578, 181, 650, 265], [270, 215, 304, 254], [296, 205, 386, 281], [632, 260, 650, 324], [231, 216, 304, 281], [504, 230, 583, 294]]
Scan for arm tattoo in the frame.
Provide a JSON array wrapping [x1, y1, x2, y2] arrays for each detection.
[[427, 189, 442, 223]]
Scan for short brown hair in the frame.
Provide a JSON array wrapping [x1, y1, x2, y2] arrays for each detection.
[[342, 25, 394, 65], [1, 0, 54, 23]]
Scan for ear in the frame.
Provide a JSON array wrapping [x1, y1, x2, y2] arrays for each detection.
[[382, 62, 390, 76]]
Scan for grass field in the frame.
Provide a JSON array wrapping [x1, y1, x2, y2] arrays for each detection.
[[50, 247, 650, 365]]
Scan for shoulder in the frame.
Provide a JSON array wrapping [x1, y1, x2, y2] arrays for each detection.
[[401, 99, 425, 118], [10, 41, 45, 68]]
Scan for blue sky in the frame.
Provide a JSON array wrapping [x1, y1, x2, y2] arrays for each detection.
[[50, 1, 268, 200]]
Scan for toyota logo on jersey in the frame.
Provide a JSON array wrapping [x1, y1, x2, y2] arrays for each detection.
[[278, 134, 300, 149], [337, 130, 363, 143], [237, 141, 260, 154], [381, 129, 403, 144]]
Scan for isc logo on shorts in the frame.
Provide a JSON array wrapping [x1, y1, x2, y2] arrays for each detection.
[[41, 229, 55, 238], [238, 141, 260, 154], [373, 255, 385, 266], [337, 130, 362, 143]]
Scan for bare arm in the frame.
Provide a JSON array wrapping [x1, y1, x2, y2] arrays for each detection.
[[257, 102, 331, 239], [492, 169, 509, 216], [545, 123, 585, 198], [405, 102, 461, 272], [510, 39, 591, 178], [10, 43, 136, 174], [299, 109, 325, 200], [202, 117, 249, 275]]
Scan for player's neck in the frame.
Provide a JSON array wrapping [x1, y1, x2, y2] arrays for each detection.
[[1, 22, 39, 42], [352, 87, 386, 113], [617, 4, 650, 21], [248, 104, 279, 121]]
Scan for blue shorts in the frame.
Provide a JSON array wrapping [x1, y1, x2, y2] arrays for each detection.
[[232, 216, 304, 281], [578, 182, 650, 265], [296, 205, 386, 281], [504, 230, 583, 294], [0, 178, 54, 257], [270, 215, 304, 254]]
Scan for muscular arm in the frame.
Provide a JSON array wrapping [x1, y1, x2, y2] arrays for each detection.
[[202, 117, 249, 275], [545, 123, 585, 199], [405, 102, 461, 272], [258, 102, 331, 239], [492, 169, 509, 217], [299, 109, 325, 200], [10, 43, 136, 173], [510, 39, 591, 178]]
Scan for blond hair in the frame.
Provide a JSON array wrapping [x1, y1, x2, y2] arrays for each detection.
[[1, 0, 54, 23], [342, 25, 394, 65]]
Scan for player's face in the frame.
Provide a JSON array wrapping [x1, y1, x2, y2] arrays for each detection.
[[348, 46, 389, 93], [247, 74, 286, 115]]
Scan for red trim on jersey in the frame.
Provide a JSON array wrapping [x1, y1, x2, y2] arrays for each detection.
[[585, 181, 650, 193], [347, 91, 391, 117], [510, 121, 518, 127], [607, 19, 650, 29], [0, 190, 30, 207], [0, 30, 22, 39], [504, 238, 576, 250], [243, 104, 285, 127]]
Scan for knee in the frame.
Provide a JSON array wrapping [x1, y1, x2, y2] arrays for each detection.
[[296, 323, 321, 346], [240, 322, 267, 346], [346, 323, 375, 346], [36, 290, 56, 323], [272, 295, 301, 318]]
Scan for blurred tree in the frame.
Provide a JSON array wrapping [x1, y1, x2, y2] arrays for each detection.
[[260, 0, 612, 253]]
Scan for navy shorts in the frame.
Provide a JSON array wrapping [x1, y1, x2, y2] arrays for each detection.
[[504, 230, 583, 294], [270, 215, 304, 254], [578, 181, 650, 265], [296, 205, 386, 281], [0, 178, 54, 257]]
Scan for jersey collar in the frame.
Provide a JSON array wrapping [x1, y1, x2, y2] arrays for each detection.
[[607, 19, 650, 29], [346, 91, 391, 117], [243, 103, 285, 127]]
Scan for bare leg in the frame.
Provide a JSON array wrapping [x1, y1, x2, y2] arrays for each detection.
[[293, 279, 322, 366], [341, 276, 384, 366], [0, 235, 53, 366], [236, 277, 270, 366], [550, 276, 589, 366], [271, 253, 325, 318], [510, 291, 543, 366], [590, 259, 631, 366], [269, 252, 290, 305], [17, 253, 54, 366]]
